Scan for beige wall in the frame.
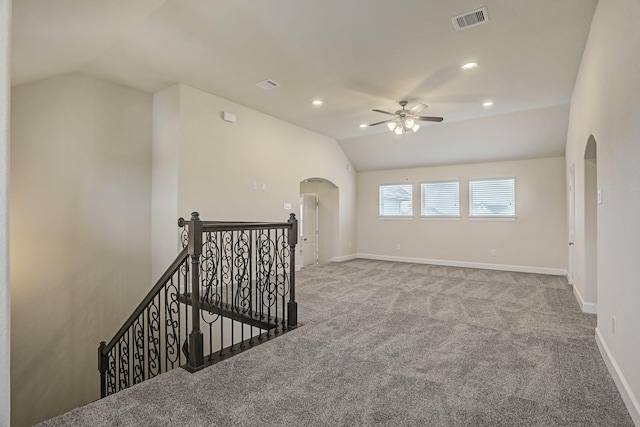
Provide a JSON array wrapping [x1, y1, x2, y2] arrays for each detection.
[[151, 85, 180, 279], [10, 73, 153, 426], [0, 0, 11, 425], [565, 0, 640, 422], [357, 157, 567, 273], [152, 84, 356, 272]]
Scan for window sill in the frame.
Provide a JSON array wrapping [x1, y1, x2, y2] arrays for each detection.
[[468, 216, 517, 222], [378, 216, 414, 221], [420, 216, 461, 221]]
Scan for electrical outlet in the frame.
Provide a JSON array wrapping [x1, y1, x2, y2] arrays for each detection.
[[490, 249, 497, 257], [396, 244, 401, 250]]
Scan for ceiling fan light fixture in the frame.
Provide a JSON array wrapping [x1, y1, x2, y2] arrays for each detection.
[[370, 101, 443, 134], [404, 118, 415, 129]]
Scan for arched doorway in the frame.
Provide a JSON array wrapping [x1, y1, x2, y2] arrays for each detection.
[[584, 135, 598, 312], [299, 178, 339, 268]]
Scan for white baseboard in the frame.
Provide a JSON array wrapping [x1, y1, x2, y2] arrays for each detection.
[[595, 328, 640, 426], [572, 284, 598, 314], [332, 254, 357, 262], [355, 253, 567, 276]]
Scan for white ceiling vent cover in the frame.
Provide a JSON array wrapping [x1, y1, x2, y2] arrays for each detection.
[[452, 7, 489, 31], [256, 79, 281, 90]]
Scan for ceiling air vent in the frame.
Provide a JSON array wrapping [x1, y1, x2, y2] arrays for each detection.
[[256, 79, 281, 90], [452, 7, 489, 31]]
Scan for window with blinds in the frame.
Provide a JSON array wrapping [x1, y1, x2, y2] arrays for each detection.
[[421, 181, 460, 217], [469, 178, 515, 216], [379, 184, 413, 217]]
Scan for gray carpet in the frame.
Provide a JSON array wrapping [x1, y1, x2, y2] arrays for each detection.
[[39, 259, 634, 426]]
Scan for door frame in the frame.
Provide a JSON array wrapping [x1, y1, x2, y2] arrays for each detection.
[[568, 164, 576, 285], [300, 193, 319, 267]]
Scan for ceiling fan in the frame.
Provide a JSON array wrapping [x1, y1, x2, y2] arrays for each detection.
[[369, 100, 443, 134]]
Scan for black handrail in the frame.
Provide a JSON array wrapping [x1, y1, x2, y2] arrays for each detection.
[[178, 217, 292, 231]]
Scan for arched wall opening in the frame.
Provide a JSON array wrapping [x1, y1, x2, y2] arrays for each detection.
[[299, 178, 340, 267], [584, 135, 598, 309]]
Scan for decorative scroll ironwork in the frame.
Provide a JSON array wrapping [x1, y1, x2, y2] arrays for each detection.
[[233, 231, 251, 315], [118, 337, 129, 391], [106, 352, 116, 396], [132, 315, 145, 385], [180, 224, 189, 249], [201, 231, 221, 324], [165, 278, 181, 369], [99, 214, 297, 398], [147, 294, 161, 379]]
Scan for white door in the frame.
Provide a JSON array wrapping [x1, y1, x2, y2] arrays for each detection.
[[302, 195, 318, 267], [568, 165, 576, 284]]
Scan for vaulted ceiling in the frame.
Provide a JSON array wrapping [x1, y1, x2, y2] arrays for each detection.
[[11, 0, 598, 171]]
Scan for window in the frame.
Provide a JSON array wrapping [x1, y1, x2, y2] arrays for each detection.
[[379, 184, 413, 217], [469, 178, 515, 217], [421, 181, 460, 217]]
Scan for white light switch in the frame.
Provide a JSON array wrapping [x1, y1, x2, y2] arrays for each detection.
[[283, 203, 292, 210], [597, 189, 602, 204]]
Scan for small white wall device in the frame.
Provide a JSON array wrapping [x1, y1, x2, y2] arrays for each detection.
[[222, 111, 236, 123]]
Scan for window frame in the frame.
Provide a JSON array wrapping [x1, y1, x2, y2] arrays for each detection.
[[468, 177, 516, 219], [420, 180, 461, 219], [378, 183, 414, 219]]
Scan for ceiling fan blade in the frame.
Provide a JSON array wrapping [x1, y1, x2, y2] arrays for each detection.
[[415, 116, 444, 122], [372, 109, 395, 116], [408, 103, 427, 115], [369, 119, 393, 126]]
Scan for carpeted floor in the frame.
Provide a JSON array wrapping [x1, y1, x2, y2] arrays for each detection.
[[39, 259, 634, 426]]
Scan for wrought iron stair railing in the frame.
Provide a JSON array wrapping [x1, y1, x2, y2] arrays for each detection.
[[98, 212, 298, 398]]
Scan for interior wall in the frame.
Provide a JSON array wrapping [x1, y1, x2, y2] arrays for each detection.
[[151, 85, 180, 280], [152, 84, 356, 270], [357, 157, 567, 273], [10, 73, 153, 426], [0, 0, 11, 425], [565, 0, 640, 422]]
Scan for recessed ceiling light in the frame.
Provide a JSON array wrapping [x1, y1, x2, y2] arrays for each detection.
[[482, 101, 494, 108], [461, 62, 478, 70], [359, 123, 368, 128], [311, 99, 324, 106]]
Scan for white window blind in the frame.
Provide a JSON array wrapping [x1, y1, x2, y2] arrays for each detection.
[[379, 184, 413, 217], [469, 178, 515, 216], [421, 181, 460, 217]]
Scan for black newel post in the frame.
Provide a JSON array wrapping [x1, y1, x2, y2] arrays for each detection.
[[187, 212, 205, 370], [98, 341, 108, 398], [287, 213, 298, 328]]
